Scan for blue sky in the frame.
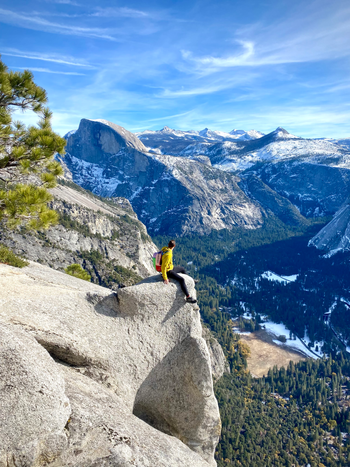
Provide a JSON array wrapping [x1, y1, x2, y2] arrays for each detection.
[[1, 0, 350, 138]]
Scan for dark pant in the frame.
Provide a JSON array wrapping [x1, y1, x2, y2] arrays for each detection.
[[167, 266, 190, 297]]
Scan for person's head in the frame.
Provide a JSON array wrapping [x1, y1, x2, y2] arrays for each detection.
[[168, 240, 176, 249]]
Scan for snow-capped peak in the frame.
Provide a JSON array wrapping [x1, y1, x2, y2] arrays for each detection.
[[245, 129, 265, 140], [199, 128, 236, 140], [229, 129, 246, 137], [160, 126, 174, 133], [229, 129, 264, 141], [271, 127, 299, 140]]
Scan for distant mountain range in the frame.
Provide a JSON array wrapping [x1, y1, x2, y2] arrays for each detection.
[[137, 126, 349, 173], [134, 126, 265, 156], [137, 125, 350, 236], [61, 119, 350, 255], [61, 119, 269, 236]]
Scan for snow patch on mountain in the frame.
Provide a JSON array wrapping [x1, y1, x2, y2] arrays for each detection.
[[230, 129, 264, 140], [198, 128, 235, 140], [253, 138, 344, 162], [64, 129, 77, 139], [64, 153, 122, 197], [261, 271, 299, 283], [214, 138, 348, 173]]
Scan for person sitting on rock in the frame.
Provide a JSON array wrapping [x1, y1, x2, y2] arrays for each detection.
[[161, 240, 197, 304]]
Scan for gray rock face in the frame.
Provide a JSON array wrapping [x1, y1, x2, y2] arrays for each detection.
[[63, 119, 265, 235], [239, 174, 309, 227], [133, 335, 220, 464], [309, 203, 350, 255], [0, 261, 221, 466], [66, 119, 147, 163], [0, 182, 157, 287], [254, 162, 350, 218], [0, 323, 70, 466], [202, 326, 230, 382]]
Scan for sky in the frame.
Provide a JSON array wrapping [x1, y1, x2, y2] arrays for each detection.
[[1, 0, 350, 138]]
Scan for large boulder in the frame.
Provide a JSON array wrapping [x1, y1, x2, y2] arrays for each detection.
[[0, 261, 221, 466], [0, 323, 70, 466]]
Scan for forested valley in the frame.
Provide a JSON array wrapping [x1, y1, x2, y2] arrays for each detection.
[[154, 221, 350, 466]]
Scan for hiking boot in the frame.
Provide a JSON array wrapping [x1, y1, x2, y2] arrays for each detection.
[[186, 296, 197, 304]]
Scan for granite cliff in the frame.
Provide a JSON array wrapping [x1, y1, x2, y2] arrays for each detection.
[[60, 119, 268, 236], [248, 161, 350, 219], [309, 202, 350, 256], [0, 261, 223, 467], [61, 119, 319, 236], [134, 124, 350, 224], [0, 180, 157, 289]]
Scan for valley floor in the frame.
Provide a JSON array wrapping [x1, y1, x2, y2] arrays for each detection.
[[239, 329, 306, 377]]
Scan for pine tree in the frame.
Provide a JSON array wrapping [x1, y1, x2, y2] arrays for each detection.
[[0, 57, 66, 229]]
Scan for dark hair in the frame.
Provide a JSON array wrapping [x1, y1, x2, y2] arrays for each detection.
[[168, 240, 176, 248]]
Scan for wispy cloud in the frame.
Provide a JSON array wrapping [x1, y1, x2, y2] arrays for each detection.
[[181, 5, 350, 74], [325, 81, 350, 93], [0, 8, 117, 40], [48, 0, 81, 5], [2, 49, 94, 68], [182, 41, 255, 69], [14, 66, 85, 75], [92, 7, 149, 18], [159, 83, 235, 98], [158, 70, 259, 98]]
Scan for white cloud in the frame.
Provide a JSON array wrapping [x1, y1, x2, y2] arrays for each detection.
[[0, 8, 117, 40], [92, 7, 149, 18], [14, 67, 85, 75], [159, 84, 233, 98], [181, 5, 350, 73], [182, 41, 255, 69], [2, 49, 94, 68], [48, 0, 81, 5]]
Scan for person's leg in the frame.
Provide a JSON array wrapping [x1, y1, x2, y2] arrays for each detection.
[[171, 266, 187, 275], [167, 269, 190, 296]]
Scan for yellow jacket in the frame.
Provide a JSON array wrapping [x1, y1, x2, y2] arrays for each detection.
[[161, 247, 173, 280]]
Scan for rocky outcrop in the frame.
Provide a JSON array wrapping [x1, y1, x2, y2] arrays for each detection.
[[62, 118, 266, 236], [239, 174, 309, 227], [0, 181, 157, 288], [0, 261, 221, 466], [202, 326, 230, 382], [66, 119, 147, 163], [0, 324, 70, 466], [309, 203, 350, 256]]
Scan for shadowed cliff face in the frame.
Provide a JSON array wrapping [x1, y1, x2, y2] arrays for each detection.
[[0, 261, 221, 467], [309, 203, 350, 256], [249, 161, 350, 218], [62, 119, 265, 236]]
